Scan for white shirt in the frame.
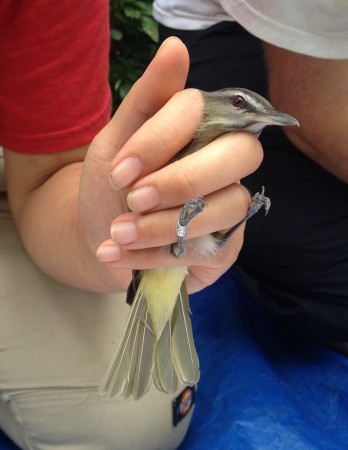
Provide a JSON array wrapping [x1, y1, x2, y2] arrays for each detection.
[[153, 0, 348, 59]]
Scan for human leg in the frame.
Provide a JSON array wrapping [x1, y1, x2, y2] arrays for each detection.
[[0, 194, 192, 450]]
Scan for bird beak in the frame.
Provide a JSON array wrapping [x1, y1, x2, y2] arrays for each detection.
[[259, 110, 300, 127]]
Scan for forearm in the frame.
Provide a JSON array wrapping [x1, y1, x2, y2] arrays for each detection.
[[5, 150, 130, 293], [265, 44, 348, 183]]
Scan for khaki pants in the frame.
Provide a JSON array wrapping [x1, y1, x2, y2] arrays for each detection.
[[0, 191, 192, 449]]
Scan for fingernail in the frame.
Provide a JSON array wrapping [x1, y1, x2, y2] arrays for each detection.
[[96, 245, 121, 263], [109, 157, 142, 189], [127, 186, 160, 212], [111, 222, 137, 245]]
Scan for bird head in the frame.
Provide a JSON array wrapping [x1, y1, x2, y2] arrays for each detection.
[[195, 88, 299, 146]]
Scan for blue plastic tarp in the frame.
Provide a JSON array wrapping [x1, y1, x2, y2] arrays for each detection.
[[179, 268, 348, 449]]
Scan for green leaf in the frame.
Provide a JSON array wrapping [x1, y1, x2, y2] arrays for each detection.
[[114, 79, 123, 91], [119, 83, 131, 99], [140, 16, 159, 42], [133, 1, 152, 14], [110, 28, 123, 41], [109, 0, 158, 110], [124, 6, 141, 19]]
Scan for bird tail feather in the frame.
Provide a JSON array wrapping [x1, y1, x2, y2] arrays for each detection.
[[171, 284, 200, 385], [99, 288, 154, 399], [99, 281, 200, 400]]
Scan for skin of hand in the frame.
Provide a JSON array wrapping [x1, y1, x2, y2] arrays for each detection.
[[265, 44, 348, 183], [4, 37, 263, 294]]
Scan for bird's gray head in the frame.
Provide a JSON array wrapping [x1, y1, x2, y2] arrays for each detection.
[[194, 88, 299, 147]]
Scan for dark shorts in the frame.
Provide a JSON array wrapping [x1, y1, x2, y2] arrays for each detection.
[[160, 22, 348, 341]]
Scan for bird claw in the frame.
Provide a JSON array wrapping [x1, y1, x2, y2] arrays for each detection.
[[246, 186, 271, 220], [213, 186, 271, 248], [171, 197, 207, 258]]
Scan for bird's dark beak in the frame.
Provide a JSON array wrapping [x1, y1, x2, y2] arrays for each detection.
[[259, 110, 299, 127]]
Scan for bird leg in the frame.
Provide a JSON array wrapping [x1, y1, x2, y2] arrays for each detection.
[[170, 187, 270, 258], [212, 186, 271, 248], [170, 197, 207, 257]]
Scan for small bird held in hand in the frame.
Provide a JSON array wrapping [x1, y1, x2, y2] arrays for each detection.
[[99, 88, 299, 400]]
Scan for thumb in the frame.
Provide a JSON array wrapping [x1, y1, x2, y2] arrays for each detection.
[[92, 37, 190, 161]]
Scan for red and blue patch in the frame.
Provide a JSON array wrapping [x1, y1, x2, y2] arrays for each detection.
[[172, 386, 196, 426]]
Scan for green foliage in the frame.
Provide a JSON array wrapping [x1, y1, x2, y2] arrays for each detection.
[[109, 0, 159, 110]]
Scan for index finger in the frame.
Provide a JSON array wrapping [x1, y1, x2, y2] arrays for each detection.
[[108, 88, 204, 189]]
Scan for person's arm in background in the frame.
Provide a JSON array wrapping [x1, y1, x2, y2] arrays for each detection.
[[5, 38, 263, 294], [264, 44, 348, 183]]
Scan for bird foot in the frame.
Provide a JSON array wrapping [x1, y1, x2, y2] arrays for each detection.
[[213, 186, 271, 248], [170, 197, 207, 258], [245, 186, 271, 220]]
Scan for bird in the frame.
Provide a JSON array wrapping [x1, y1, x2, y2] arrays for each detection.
[[99, 88, 299, 400]]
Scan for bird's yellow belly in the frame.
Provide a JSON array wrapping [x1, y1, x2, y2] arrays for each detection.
[[140, 267, 188, 339]]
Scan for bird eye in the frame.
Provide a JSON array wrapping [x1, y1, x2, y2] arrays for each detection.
[[231, 95, 245, 108]]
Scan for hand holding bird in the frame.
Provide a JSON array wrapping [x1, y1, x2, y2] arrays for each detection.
[[99, 87, 298, 400]]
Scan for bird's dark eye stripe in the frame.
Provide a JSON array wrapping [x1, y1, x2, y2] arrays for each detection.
[[231, 95, 245, 108]]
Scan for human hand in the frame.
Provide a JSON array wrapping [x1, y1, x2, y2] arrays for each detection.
[[83, 37, 263, 293]]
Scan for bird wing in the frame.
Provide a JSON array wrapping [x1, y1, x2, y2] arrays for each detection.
[[99, 287, 152, 399], [130, 310, 155, 400], [153, 320, 179, 393], [171, 284, 200, 385]]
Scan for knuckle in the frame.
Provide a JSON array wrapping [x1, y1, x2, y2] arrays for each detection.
[[137, 210, 178, 247], [181, 88, 204, 108], [147, 121, 175, 154], [222, 184, 251, 222], [236, 183, 252, 212], [170, 162, 200, 200], [237, 132, 264, 170]]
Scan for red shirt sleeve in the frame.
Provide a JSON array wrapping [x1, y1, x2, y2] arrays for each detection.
[[0, 0, 111, 153]]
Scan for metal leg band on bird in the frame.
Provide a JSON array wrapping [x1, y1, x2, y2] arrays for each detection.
[[171, 197, 207, 258]]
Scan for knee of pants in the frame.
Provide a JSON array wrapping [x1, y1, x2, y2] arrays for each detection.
[[1, 385, 193, 450]]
